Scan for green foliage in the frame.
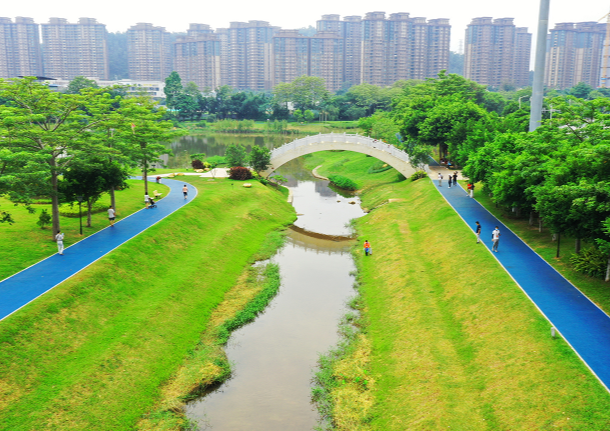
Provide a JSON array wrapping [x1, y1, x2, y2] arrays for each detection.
[[248, 145, 272, 173], [570, 247, 608, 279], [164, 71, 183, 108], [36, 209, 51, 229], [211, 119, 256, 132], [228, 166, 253, 180], [328, 174, 358, 191], [273, 75, 329, 110], [367, 161, 393, 174], [409, 170, 428, 181], [58, 202, 108, 217], [64, 76, 99, 94], [206, 156, 226, 168], [225, 144, 247, 167]]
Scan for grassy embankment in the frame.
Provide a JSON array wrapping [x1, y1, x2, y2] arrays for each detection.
[[0, 179, 169, 281], [0, 177, 295, 430], [305, 151, 610, 430], [177, 120, 359, 135]]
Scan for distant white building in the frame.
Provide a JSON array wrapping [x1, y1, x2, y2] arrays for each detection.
[[43, 77, 165, 98]]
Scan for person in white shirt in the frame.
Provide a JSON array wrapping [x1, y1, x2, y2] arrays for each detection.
[[108, 207, 116, 226], [55, 230, 65, 255], [491, 226, 501, 252], [144, 194, 150, 208], [438, 172, 443, 187]]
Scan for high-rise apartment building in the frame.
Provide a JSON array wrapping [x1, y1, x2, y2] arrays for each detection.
[[361, 12, 450, 86], [41, 17, 108, 80], [127, 23, 172, 81], [0, 17, 42, 78], [173, 24, 221, 91], [513, 27, 532, 87], [545, 22, 606, 89], [221, 21, 276, 91], [464, 17, 531, 88]]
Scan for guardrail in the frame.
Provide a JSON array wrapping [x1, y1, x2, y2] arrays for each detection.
[[270, 133, 411, 163]]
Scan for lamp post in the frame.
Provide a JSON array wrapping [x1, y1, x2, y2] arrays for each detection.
[[76, 195, 83, 235], [518, 96, 530, 109]]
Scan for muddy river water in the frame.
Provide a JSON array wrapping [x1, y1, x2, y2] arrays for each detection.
[[185, 159, 366, 430]]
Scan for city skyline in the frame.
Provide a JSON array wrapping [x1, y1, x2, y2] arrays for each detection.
[[1, 0, 607, 52]]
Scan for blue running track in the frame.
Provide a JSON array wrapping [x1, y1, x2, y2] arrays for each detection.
[[436, 179, 610, 391], [0, 178, 197, 322]]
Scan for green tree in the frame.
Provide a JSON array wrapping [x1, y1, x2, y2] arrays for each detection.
[[249, 145, 272, 173], [225, 144, 247, 167], [569, 82, 594, 100], [164, 71, 183, 108], [65, 76, 99, 94], [274, 76, 329, 111], [0, 77, 119, 236]]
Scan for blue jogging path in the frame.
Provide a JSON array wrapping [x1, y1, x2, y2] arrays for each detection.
[[437, 178, 610, 392], [0, 177, 197, 322]]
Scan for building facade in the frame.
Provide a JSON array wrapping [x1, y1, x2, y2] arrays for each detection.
[[464, 17, 531, 88], [545, 22, 605, 89], [173, 24, 221, 90], [0, 17, 42, 78], [127, 23, 172, 81], [41, 17, 108, 80]]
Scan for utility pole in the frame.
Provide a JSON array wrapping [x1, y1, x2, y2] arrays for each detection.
[[529, 0, 551, 132]]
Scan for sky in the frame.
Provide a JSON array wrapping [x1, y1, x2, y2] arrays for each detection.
[[2, 0, 608, 52]]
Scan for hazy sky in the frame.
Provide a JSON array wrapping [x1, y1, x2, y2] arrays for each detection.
[[3, 0, 608, 51]]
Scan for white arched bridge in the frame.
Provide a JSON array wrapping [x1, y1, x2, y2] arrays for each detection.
[[260, 133, 428, 178]]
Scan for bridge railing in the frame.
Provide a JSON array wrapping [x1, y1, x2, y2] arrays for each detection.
[[270, 133, 412, 164]]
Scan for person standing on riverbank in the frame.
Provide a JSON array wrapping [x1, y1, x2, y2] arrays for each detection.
[[364, 240, 372, 256], [492, 226, 501, 252], [475, 221, 481, 243], [56, 230, 65, 255]]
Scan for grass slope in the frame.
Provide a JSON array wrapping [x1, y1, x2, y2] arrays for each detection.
[[0, 178, 295, 430], [307, 151, 610, 429], [0, 179, 169, 281]]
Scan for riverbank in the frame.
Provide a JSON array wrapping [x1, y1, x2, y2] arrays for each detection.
[[307, 151, 610, 429], [0, 178, 296, 430]]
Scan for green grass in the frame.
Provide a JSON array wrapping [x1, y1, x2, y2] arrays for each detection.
[[177, 120, 359, 135], [307, 151, 610, 430], [472, 185, 610, 316], [0, 180, 169, 281], [0, 177, 296, 430]]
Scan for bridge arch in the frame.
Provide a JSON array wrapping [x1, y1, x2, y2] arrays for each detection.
[[260, 133, 428, 179]]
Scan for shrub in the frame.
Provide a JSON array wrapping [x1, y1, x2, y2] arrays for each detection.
[[409, 170, 428, 181], [191, 159, 205, 169], [570, 247, 608, 279], [367, 161, 393, 174], [328, 174, 358, 191], [37, 209, 51, 229], [229, 166, 253, 181], [59, 202, 107, 217], [207, 156, 226, 168]]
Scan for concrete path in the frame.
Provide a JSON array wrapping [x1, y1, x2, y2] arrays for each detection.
[[0, 178, 197, 322], [435, 180, 610, 392]]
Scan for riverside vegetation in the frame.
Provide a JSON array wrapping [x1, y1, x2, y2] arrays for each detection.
[[0, 177, 295, 430], [305, 150, 610, 430]]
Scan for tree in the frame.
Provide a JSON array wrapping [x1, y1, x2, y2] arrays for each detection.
[[164, 71, 183, 108], [273, 76, 329, 111], [0, 78, 119, 237], [225, 144, 247, 167], [60, 158, 130, 227], [65, 76, 99, 94], [569, 82, 594, 100], [249, 145, 271, 174]]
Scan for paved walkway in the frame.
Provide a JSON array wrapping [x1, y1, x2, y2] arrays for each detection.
[[0, 178, 197, 322], [435, 180, 610, 391]]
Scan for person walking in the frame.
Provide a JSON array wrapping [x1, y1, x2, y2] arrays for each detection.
[[492, 226, 501, 252], [144, 193, 150, 208], [470, 182, 475, 198], [438, 173, 443, 187], [55, 230, 65, 255], [183, 184, 188, 200], [108, 206, 116, 226], [156, 176, 161, 184], [363, 240, 372, 256], [448, 175, 452, 188], [453, 172, 458, 186], [475, 221, 481, 243], [467, 183, 473, 197]]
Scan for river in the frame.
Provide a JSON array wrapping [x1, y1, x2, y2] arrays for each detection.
[[184, 157, 366, 430]]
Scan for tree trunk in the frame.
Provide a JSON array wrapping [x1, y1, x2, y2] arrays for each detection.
[[109, 186, 116, 211], [50, 163, 60, 240], [605, 256, 610, 282], [143, 157, 149, 195], [539, 218, 543, 233], [86, 200, 93, 227], [529, 211, 534, 226], [575, 238, 581, 254], [556, 232, 561, 258], [515, 207, 521, 218]]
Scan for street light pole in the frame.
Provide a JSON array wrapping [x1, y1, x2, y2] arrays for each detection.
[[529, 0, 551, 132], [76, 195, 83, 235]]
